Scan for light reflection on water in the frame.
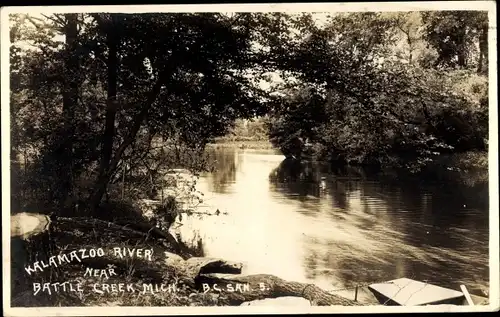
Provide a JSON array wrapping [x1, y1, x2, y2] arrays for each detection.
[[173, 148, 489, 299]]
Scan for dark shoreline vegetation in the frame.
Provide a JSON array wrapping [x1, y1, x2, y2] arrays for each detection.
[[9, 11, 489, 307]]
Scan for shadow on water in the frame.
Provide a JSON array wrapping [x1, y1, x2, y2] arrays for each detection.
[[204, 148, 240, 194], [176, 149, 490, 299], [268, 157, 489, 296]]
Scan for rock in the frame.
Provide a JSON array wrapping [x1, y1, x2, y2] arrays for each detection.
[[183, 257, 243, 279], [11, 212, 51, 240], [166, 168, 192, 175], [164, 251, 185, 264]]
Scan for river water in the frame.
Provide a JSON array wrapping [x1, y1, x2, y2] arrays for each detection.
[[174, 147, 490, 302]]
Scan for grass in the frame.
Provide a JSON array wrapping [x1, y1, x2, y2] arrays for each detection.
[[10, 194, 219, 308], [11, 237, 219, 307], [12, 267, 222, 307]]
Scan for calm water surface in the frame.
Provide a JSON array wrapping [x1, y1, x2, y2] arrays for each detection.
[[174, 148, 489, 301]]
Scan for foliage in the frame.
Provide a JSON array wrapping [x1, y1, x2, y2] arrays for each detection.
[[266, 11, 489, 172], [218, 118, 269, 142], [9, 10, 490, 216], [421, 11, 489, 70], [8, 10, 491, 309], [10, 12, 281, 214]]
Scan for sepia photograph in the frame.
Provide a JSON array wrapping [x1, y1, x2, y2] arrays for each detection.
[[1, 2, 498, 316]]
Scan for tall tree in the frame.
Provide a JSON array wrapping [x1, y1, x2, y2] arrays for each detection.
[[390, 12, 425, 65], [58, 14, 80, 206], [83, 13, 277, 212], [421, 11, 488, 69], [94, 14, 119, 196], [476, 12, 489, 74], [267, 12, 488, 170]]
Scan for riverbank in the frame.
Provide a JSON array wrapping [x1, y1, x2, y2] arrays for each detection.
[[10, 199, 359, 307], [207, 138, 274, 150], [10, 149, 489, 307], [10, 210, 210, 307], [387, 151, 489, 187], [308, 150, 489, 187], [209, 139, 489, 182]]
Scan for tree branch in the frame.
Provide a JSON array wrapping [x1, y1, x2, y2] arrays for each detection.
[[41, 13, 67, 29], [88, 70, 170, 212]]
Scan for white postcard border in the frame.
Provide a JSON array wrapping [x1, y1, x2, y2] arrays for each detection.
[[1, 2, 498, 315]]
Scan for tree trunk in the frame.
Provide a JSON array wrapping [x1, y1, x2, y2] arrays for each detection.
[[456, 31, 467, 68], [87, 75, 166, 213], [94, 15, 119, 212], [477, 24, 488, 74], [99, 16, 119, 176], [457, 43, 467, 67], [57, 14, 79, 209], [62, 14, 79, 117]]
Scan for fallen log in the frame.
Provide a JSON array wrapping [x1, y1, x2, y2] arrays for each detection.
[[196, 273, 362, 306], [11, 213, 184, 256]]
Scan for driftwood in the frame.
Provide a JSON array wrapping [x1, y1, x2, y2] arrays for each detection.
[[10, 213, 362, 306], [196, 273, 361, 306]]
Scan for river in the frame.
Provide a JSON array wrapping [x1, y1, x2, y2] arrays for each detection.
[[173, 147, 490, 303]]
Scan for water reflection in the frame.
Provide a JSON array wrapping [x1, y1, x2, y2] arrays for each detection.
[[205, 148, 240, 193], [174, 149, 489, 299]]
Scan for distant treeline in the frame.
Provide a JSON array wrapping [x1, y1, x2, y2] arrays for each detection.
[[214, 119, 269, 142]]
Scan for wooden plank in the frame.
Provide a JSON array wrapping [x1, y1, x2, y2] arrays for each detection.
[[460, 285, 475, 306], [368, 278, 465, 306]]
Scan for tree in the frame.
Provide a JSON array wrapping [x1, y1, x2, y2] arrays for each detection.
[[10, 11, 490, 214], [10, 13, 92, 211], [266, 12, 488, 171], [85, 13, 278, 213], [10, 12, 286, 214], [475, 12, 489, 74], [389, 12, 425, 65], [421, 11, 488, 70]]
